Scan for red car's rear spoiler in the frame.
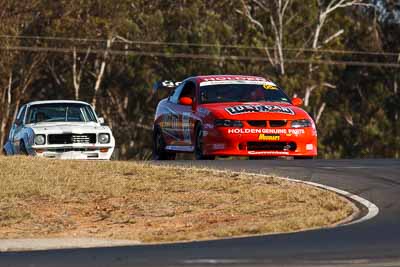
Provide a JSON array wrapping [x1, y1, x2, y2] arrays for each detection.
[[152, 80, 181, 93]]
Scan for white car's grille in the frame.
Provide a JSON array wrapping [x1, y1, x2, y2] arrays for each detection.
[[48, 134, 96, 144], [72, 135, 90, 143]]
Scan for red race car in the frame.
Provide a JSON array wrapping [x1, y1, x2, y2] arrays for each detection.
[[153, 75, 317, 160]]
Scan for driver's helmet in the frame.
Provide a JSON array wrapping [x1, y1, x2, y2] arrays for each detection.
[[250, 87, 265, 101], [35, 112, 47, 122]]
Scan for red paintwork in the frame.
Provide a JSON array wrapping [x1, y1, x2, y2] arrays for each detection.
[[291, 97, 303, 107], [154, 75, 317, 157], [179, 97, 193, 106]]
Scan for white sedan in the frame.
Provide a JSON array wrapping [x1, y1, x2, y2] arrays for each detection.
[[3, 100, 115, 160]]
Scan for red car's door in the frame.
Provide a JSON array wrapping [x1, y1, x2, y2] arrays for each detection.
[[172, 105, 193, 146], [162, 90, 183, 147], [161, 80, 197, 150], [174, 81, 197, 148]]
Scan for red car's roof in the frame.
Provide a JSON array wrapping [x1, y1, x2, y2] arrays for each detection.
[[194, 75, 270, 83]]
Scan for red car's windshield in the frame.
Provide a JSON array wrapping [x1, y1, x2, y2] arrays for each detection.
[[199, 84, 291, 104]]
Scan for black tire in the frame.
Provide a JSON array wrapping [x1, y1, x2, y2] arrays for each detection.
[[2, 148, 7, 156], [294, 156, 314, 160], [19, 140, 28, 155], [152, 127, 176, 160], [194, 124, 215, 160]]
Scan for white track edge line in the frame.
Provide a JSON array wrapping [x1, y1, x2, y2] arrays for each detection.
[[212, 169, 379, 226]]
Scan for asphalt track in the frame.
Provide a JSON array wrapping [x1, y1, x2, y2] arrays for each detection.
[[0, 159, 399, 267]]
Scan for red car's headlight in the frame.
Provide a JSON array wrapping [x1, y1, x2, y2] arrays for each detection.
[[291, 119, 312, 128], [215, 119, 243, 128]]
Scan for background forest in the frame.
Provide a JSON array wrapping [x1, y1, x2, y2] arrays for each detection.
[[0, 0, 399, 159]]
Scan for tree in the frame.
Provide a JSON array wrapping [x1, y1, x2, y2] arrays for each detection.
[[0, 0, 398, 158], [0, 0, 44, 149]]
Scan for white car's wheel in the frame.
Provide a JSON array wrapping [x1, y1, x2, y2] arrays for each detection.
[[19, 141, 28, 155]]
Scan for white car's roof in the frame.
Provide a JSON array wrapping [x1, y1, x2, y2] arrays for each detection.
[[27, 100, 92, 106]]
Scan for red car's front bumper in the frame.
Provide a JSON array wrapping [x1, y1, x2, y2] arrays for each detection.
[[203, 126, 317, 157]]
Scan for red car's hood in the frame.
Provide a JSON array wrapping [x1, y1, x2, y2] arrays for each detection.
[[201, 102, 310, 120]]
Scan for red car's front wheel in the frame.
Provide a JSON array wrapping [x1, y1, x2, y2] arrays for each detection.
[[194, 124, 215, 160]]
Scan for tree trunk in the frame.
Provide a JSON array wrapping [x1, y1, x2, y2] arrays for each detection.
[[72, 47, 80, 100], [92, 38, 112, 109], [72, 47, 91, 100], [315, 102, 326, 124], [0, 73, 12, 149], [304, 85, 316, 107]]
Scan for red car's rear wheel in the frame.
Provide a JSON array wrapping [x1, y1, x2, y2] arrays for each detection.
[[152, 127, 176, 160]]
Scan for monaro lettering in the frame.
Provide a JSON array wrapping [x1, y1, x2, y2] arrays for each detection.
[[225, 105, 295, 115]]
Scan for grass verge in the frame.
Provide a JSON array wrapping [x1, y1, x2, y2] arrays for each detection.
[[0, 156, 354, 243]]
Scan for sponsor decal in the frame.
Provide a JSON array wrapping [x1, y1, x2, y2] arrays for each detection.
[[200, 80, 267, 86], [212, 144, 226, 150], [182, 112, 191, 143], [306, 144, 314, 151], [202, 76, 266, 82], [229, 128, 286, 134], [199, 77, 274, 87], [263, 83, 278, 90], [258, 134, 280, 141], [200, 78, 278, 88], [203, 123, 215, 130], [198, 107, 210, 115], [165, 145, 194, 152], [248, 151, 290, 155], [225, 105, 295, 115], [228, 128, 305, 135], [288, 129, 305, 135], [160, 80, 181, 88]]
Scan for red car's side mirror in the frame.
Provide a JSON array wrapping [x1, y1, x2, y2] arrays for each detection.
[[292, 97, 303, 107], [179, 97, 193, 106]]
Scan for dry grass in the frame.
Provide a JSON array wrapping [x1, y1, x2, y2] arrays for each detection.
[[0, 156, 354, 243]]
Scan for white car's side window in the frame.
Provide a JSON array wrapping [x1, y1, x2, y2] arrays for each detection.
[[16, 105, 26, 124], [8, 106, 25, 145]]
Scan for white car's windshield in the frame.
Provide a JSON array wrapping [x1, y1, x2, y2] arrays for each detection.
[[26, 103, 97, 123]]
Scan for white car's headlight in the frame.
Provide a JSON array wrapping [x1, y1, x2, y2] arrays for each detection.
[[99, 133, 110, 144], [34, 134, 46, 145], [291, 119, 312, 128]]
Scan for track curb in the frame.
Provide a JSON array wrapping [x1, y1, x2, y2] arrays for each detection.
[[211, 169, 379, 227]]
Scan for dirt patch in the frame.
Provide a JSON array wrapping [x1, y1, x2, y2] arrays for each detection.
[[0, 156, 354, 243]]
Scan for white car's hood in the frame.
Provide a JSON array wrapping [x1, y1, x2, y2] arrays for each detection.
[[29, 122, 112, 135]]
